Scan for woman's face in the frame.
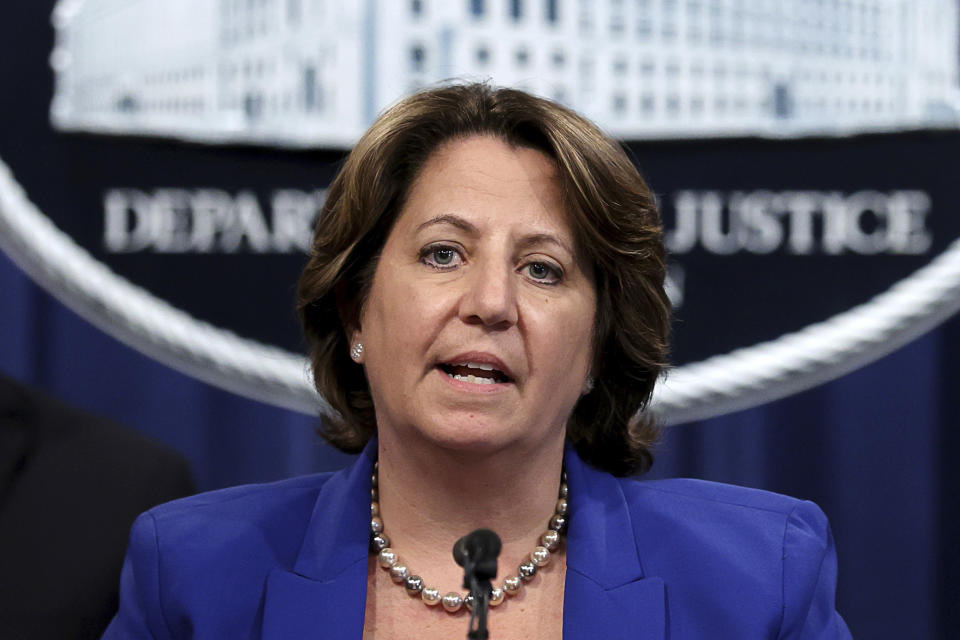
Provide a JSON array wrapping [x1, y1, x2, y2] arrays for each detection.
[[356, 135, 596, 456]]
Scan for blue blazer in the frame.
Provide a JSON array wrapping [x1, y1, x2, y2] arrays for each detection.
[[104, 442, 851, 639]]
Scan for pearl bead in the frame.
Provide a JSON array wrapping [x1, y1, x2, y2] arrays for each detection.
[[421, 586, 442, 605], [404, 575, 424, 595], [389, 564, 410, 583], [371, 502, 379, 517], [518, 560, 537, 581], [531, 546, 551, 567], [371, 516, 384, 534], [503, 575, 522, 595], [371, 487, 378, 501], [559, 482, 569, 499], [371, 533, 390, 552], [489, 587, 505, 606], [549, 514, 567, 532], [378, 548, 398, 568], [541, 529, 560, 551], [556, 498, 569, 516], [442, 592, 463, 612], [463, 593, 476, 611]]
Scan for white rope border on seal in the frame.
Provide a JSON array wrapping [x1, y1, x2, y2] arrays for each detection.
[[652, 237, 960, 423], [2, 153, 960, 424], [0, 156, 322, 415]]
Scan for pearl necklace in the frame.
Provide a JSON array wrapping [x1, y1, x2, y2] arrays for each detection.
[[369, 462, 569, 613]]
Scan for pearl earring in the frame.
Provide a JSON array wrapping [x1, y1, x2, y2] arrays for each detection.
[[350, 342, 364, 361], [582, 376, 595, 394]]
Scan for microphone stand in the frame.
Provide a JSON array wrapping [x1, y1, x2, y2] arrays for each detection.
[[454, 529, 501, 640], [464, 565, 492, 640]]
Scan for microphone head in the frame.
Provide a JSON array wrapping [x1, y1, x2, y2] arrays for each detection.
[[453, 528, 502, 570]]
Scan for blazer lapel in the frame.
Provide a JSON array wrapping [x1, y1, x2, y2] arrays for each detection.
[[564, 573, 666, 640], [261, 563, 369, 640], [260, 442, 376, 640], [562, 444, 666, 640]]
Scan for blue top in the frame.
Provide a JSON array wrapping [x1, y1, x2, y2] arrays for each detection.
[[103, 441, 852, 639]]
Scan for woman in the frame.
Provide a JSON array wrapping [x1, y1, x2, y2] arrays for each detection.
[[104, 84, 851, 639]]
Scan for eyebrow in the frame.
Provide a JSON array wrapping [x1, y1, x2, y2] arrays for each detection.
[[516, 233, 574, 258], [415, 213, 479, 235], [415, 213, 575, 257]]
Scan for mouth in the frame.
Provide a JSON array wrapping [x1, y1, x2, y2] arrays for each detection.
[[437, 361, 513, 385]]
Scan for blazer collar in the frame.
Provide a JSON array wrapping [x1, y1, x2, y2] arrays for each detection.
[[261, 441, 665, 639], [260, 442, 375, 639], [562, 442, 666, 640]]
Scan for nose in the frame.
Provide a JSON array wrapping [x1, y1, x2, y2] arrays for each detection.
[[458, 259, 519, 329]]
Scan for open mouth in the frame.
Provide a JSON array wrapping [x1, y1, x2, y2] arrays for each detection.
[[438, 362, 512, 385]]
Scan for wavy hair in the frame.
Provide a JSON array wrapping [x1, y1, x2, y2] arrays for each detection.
[[297, 83, 670, 476]]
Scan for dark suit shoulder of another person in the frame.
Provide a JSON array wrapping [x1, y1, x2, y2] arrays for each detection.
[[0, 373, 196, 640]]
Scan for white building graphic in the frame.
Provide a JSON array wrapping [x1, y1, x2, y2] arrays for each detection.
[[50, 0, 960, 147]]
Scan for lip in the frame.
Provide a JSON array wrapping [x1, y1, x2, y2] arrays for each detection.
[[437, 351, 516, 381]]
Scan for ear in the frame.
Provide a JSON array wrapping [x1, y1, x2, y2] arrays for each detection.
[[336, 281, 368, 365]]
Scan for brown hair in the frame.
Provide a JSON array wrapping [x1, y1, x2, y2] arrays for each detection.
[[297, 83, 670, 476]]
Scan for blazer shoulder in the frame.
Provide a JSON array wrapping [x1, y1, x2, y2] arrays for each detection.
[[0, 374, 195, 504], [626, 476, 808, 516], [108, 472, 343, 639], [140, 471, 336, 574], [613, 477, 850, 638], [148, 471, 335, 526]]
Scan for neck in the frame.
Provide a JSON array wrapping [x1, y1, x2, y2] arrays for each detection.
[[374, 428, 566, 586]]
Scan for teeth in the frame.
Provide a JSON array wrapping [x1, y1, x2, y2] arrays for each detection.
[[454, 362, 496, 371], [448, 373, 497, 385]]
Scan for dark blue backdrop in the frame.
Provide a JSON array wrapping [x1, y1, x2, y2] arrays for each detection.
[[1, 248, 957, 638]]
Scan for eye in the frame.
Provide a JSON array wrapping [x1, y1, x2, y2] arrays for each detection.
[[523, 261, 562, 285], [420, 244, 463, 270]]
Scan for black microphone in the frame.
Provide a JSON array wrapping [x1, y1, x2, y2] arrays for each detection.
[[453, 528, 501, 583], [453, 528, 501, 639]]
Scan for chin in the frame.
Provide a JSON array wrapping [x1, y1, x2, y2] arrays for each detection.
[[417, 414, 525, 455]]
